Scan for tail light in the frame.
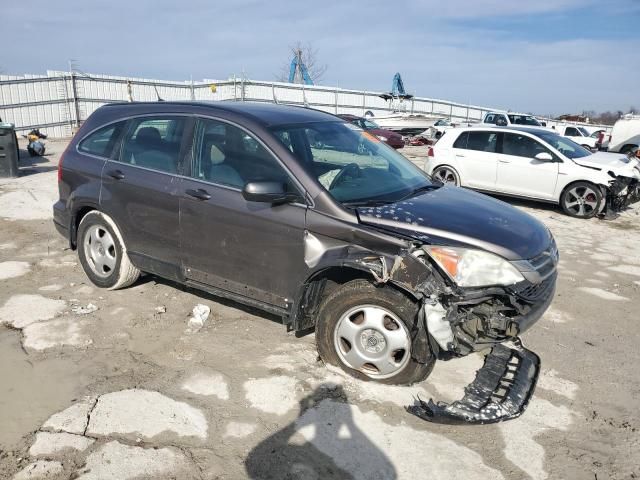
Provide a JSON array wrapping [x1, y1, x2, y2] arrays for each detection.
[[428, 146, 434, 157], [57, 151, 65, 183]]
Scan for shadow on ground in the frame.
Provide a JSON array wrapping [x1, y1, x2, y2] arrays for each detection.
[[245, 385, 396, 480]]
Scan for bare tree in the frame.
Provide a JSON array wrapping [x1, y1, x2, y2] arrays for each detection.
[[276, 41, 328, 84]]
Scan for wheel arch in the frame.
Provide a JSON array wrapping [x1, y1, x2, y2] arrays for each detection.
[[70, 203, 99, 250], [290, 262, 422, 333]]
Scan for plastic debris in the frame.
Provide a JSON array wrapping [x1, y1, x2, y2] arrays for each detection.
[[71, 303, 98, 315], [155, 306, 167, 314], [187, 304, 210, 330]]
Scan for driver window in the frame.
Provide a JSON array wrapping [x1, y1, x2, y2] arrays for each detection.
[[502, 133, 549, 158], [192, 118, 298, 193]]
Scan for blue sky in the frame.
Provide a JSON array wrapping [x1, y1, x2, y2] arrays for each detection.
[[3, 0, 639, 114]]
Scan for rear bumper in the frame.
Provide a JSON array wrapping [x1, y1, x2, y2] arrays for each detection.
[[52, 200, 70, 240]]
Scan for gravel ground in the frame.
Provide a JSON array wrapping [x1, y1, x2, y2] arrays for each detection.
[[0, 140, 638, 480]]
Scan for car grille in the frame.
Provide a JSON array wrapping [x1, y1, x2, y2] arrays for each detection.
[[514, 273, 556, 302]]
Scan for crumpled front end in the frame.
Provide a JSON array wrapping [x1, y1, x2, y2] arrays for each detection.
[[603, 174, 640, 219]]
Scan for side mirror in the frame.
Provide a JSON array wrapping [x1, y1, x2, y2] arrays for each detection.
[[534, 152, 554, 162], [242, 181, 294, 204]]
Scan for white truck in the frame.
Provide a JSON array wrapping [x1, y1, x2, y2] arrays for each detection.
[[606, 115, 640, 154], [481, 112, 544, 128], [551, 124, 598, 151]]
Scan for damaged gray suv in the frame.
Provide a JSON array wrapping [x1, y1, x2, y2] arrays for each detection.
[[54, 102, 557, 424]]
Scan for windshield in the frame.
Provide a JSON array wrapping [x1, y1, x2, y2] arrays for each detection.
[[507, 115, 542, 126], [530, 131, 593, 159], [271, 121, 434, 205], [578, 127, 590, 136], [362, 119, 380, 130]]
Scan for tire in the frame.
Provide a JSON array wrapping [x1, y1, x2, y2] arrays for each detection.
[[77, 211, 140, 289], [581, 144, 592, 151], [432, 165, 460, 186], [560, 181, 603, 219], [315, 279, 435, 385]]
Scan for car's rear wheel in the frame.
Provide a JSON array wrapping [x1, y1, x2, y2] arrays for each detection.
[[560, 182, 603, 219], [77, 211, 140, 289], [315, 279, 435, 385], [432, 165, 460, 186]]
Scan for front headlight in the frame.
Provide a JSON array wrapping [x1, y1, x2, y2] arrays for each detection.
[[376, 135, 388, 141], [424, 246, 524, 287]]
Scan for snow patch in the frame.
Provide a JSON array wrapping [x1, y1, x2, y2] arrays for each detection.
[[244, 376, 299, 415], [181, 371, 229, 400], [0, 294, 66, 329], [293, 399, 504, 480], [76, 440, 190, 480], [499, 399, 575, 480], [86, 389, 208, 440], [42, 397, 95, 434], [13, 460, 63, 480], [224, 421, 257, 438], [0, 261, 30, 280], [29, 431, 94, 456], [22, 318, 92, 351]]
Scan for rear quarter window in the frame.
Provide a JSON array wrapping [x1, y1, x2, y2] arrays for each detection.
[[453, 131, 469, 148], [78, 122, 125, 158]]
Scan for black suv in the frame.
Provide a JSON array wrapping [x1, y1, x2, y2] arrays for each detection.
[[54, 102, 557, 422]]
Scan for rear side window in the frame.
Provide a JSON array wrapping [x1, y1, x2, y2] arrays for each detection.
[[565, 127, 580, 136], [466, 131, 498, 152], [485, 114, 495, 124], [119, 117, 187, 174], [453, 131, 469, 148], [78, 122, 125, 158]]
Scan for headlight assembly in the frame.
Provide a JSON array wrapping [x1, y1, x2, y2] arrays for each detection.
[[424, 246, 524, 287]]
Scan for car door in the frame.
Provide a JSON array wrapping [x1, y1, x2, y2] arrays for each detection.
[[100, 115, 192, 278], [180, 117, 307, 310], [452, 130, 499, 190], [495, 132, 559, 199]]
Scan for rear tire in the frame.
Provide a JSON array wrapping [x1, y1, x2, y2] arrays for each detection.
[[560, 181, 603, 219], [432, 165, 460, 186], [77, 211, 140, 289], [315, 279, 435, 385]]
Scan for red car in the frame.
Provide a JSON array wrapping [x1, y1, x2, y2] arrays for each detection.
[[338, 114, 404, 149]]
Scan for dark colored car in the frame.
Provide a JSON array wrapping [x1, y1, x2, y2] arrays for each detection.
[[338, 114, 404, 149], [54, 102, 557, 423]]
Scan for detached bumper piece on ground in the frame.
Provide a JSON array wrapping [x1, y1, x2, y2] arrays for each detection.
[[407, 341, 540, 425]]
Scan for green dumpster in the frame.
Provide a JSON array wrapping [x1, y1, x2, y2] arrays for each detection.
[[0, 122, 19, 178]]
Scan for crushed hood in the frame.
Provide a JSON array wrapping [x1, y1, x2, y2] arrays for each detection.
[[357, 186, 551, 261], [573, 152, 640, 178]]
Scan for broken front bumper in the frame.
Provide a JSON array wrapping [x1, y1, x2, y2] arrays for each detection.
[[408, 340, 540, 424], [603, 176, 640, 218]]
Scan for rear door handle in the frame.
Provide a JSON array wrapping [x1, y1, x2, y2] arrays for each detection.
[[107, 169, 125, 180], [455, 154, 465, 158], [186, 188, 211, 201]]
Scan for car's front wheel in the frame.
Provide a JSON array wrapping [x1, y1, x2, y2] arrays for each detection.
[[315, 279, 435, 385], [77, 211, 140, 289], [560, 181, 603, 219], [432, 165, 460, 186]]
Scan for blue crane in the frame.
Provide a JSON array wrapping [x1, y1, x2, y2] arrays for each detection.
[[288, 49, 314, 85], [380, 72, 413, 100]]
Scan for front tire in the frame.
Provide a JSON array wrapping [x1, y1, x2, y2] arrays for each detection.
[[77, 211, 140, 289], [315, 279, 435, 385], [560, 181, 603, 219]]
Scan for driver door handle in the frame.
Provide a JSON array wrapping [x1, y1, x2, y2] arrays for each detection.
[[186, 188, 211, 201], [499, 159, 511, 163], [107, 169, 125, 180]]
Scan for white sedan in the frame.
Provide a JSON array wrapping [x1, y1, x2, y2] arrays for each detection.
[[425, 126, 640, 219]]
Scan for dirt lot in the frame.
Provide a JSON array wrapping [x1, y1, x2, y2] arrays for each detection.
[[0, 140, 638, 480]]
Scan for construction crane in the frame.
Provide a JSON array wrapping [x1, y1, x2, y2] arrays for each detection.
[[379, 72, 413, 100], [288, 49, 314, 85]]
